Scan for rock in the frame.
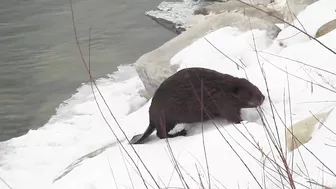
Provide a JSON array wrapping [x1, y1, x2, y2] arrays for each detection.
[[145, 1, 202, 34], [135, 12, 281, 97], [193, 7, 209, 15], [285, 109, 332, 152], [193, 0, 284, 24], [315, 19, 336, 38], [149, 16, 186, 34]]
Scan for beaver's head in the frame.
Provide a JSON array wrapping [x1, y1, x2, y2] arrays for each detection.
[[230, 78, 265, 108]]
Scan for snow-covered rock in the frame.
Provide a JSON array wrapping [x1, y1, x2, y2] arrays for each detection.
[[146, 1, 198, 34], [193, 0, 283, 24], [135, 12, 281, 97], [273, 0, 336, 47], [146, 0, 276, 34]]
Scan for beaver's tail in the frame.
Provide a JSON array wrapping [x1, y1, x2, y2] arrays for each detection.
[[129, 121, 156, 144]]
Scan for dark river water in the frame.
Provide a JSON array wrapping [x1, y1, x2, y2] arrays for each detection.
[[0, 0, 176, 141]]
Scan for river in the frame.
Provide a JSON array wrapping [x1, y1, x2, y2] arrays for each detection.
[[0, 0, 176, 141]]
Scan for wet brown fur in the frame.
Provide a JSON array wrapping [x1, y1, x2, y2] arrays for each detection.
[[129, 67, 265, 144]]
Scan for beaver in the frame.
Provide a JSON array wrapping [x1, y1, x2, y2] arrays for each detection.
[[129, 67, 265, 144]]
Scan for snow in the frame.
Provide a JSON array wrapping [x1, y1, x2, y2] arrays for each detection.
[[1, 0, 336, 188], [275, 0, 336, 47]]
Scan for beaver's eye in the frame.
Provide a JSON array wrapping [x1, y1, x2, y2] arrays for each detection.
[[232, 86, 239, 94]]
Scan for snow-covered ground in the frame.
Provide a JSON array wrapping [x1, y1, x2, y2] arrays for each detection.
[[1, 0, 336, 188]]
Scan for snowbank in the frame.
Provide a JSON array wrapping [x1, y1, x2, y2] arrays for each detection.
[[1, 0, 336, 189], [0, 65, 148, 188], [276, 0, 336, 46], [135, 12, 280, 98]]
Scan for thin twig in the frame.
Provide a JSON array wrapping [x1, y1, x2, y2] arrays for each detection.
[[200, 79, 211, 189], [0, 177, 13, 189], [106, 155, 120, 189]]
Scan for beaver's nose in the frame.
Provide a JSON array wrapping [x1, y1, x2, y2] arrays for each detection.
[[261, 95, 265, 103], [256, 95, 265, 106]]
